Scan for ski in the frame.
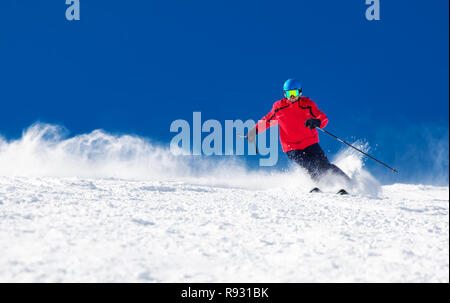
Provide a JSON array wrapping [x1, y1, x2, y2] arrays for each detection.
[[336, 189, 349, 195], [309, 187, 322, 193], [309, 188, 350, 195]]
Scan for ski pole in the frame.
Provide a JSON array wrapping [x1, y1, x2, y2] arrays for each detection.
[[317, 128, 398, 174]]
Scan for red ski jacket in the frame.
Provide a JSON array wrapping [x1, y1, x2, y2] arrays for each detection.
[[255, 97, 329, 152]]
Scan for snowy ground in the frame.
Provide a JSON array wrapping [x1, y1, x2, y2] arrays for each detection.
[[0, 124, 448, 282], [0, 177, 448, 282]]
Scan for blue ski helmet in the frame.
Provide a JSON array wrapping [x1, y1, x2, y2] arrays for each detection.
[[283, 79, 302, 91]]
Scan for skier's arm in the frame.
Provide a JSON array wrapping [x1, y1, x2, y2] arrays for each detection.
[[310, 101, 328, 128], [255, 104, 279, 134], [246, 105, 278, 143]]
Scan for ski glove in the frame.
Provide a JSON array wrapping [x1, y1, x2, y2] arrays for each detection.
[[246, 127, 257, 143], [305, 119, 321, 129]]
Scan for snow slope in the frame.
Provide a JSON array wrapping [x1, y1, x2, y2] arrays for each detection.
[[0, 124, 448, 282], [0, 177, 448, 282]]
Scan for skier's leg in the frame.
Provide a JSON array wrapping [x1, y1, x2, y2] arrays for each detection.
[[303, 143, 351, 182], [286, 149, 318, 178], [327, 163, 352, 182], [302, 144, 329, 181], [286, 149, 306, 166]]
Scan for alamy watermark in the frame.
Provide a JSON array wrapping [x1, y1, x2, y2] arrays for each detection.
[[66, 0, 80, 21], [365, 0, 380, 21], [169, 112, 279, 166], [63, 2, 379, 23]]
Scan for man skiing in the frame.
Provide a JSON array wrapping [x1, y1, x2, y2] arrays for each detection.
[[246, 79, 351, 193]]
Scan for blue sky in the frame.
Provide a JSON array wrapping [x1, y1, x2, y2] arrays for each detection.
[[0, 0, 448, 184]]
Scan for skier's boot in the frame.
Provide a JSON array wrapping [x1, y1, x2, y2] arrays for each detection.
[[337, 189, 349, 195], [310, 187, 322, 193]]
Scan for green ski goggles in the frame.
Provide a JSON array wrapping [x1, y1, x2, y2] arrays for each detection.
[[284, 89, 301, 98]]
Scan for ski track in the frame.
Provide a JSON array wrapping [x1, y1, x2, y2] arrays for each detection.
[[0, 177, 448, 282]]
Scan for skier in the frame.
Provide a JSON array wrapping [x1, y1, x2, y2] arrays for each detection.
[[246, 79, 351, 194]]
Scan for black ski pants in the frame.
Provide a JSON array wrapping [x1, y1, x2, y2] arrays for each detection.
[[286, 143, 351, 182]]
